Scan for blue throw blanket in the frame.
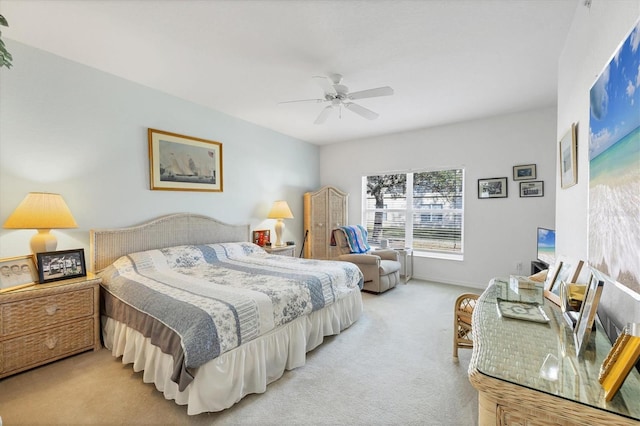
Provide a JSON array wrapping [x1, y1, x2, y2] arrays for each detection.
[[338, 225, 371, 253]]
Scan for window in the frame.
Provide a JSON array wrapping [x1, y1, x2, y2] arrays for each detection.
[[362, 169, 464, 258]]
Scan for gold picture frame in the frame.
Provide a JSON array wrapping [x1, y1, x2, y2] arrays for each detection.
[[599, 323, 640, 401], [559, 122, 577, 189], [0, 254, 38, 293], [148, 128, 223, 192]]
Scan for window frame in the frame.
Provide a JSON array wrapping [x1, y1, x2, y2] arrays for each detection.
[[361, 168, 465, 260]]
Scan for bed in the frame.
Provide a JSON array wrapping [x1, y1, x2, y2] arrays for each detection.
[[90, 213, 364, 415]]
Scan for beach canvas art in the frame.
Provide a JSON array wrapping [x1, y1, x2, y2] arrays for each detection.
[[588, 20, 640, 294]]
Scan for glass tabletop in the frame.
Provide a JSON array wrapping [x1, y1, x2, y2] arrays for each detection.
[[472, 279, 640, 421]]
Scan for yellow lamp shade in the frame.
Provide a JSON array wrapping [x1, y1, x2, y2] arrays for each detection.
[[267, 200, 293, 247], [3, 192, 78, 253]]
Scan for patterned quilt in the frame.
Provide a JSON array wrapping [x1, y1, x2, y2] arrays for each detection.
[[99, 242, 363, 388]]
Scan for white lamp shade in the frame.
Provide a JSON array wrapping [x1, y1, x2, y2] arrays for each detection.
[[267, 201, 294, 219]]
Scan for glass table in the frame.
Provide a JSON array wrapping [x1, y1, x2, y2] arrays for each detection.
[[468, 279, 640, 425]]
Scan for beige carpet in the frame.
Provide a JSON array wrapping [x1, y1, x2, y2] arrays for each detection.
[[0, 280, 480, 425]]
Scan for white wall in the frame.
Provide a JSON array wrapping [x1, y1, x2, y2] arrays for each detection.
[[556, 0, 639, 261], [0, 41, 319, 264], [556, 0, 640, 334], [320, 107, 557, 288]]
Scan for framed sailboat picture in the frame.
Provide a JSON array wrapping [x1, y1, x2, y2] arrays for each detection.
[[148, 128, 223, 192]]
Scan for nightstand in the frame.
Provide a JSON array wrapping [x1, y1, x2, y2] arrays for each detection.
[[263, 245, 296, 257], [0, 273, 101, 379]]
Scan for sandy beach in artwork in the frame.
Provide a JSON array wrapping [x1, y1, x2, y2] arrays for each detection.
[[589, 127, 640, 293]]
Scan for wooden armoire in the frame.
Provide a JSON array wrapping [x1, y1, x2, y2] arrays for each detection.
[[303, 186, 348, 259]]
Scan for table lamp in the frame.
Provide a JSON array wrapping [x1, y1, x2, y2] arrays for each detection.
[[3, 192, 78, 253], [267, 200, 293, 247]]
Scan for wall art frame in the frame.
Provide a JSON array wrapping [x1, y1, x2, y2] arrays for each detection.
[[588, 19, 640, 295], [519, 181, 544, 197], [513, 164, 536, 181], [148, 128, 223, 192], [477, 177, 508, 199], [0, 254, 38, 293], [559, 123, 577, 189], [36, 248, 87, 284]]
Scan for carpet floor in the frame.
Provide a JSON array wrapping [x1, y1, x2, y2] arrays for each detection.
[[0, 280, 480, 425]]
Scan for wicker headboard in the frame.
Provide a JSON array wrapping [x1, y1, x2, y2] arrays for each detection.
[[90, 213, 251, 272]]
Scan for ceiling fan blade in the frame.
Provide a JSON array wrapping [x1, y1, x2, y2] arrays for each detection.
[[312, 76, 337, 96], [278, 98, 325, 105], [344, 103, 379, 120], [314, 106, 334, 124], [348, 86, 394, 100]]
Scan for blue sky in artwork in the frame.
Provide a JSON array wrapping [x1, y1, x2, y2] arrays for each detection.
[[589, 20, 640, 160]]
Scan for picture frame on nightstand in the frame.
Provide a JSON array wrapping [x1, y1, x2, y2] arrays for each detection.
[[253, 230, 271, 247], [0, 254, 38, 293], [36, 249, 87, 284]]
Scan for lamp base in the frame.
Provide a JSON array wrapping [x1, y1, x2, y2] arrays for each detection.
[[30, 229, 57, 254], [274, 219, 285, 247]]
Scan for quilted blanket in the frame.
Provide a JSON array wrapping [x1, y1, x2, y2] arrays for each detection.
[[99, 242, 363, 389]]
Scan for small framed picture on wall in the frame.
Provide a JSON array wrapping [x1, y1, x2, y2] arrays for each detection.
[[477, 177, 508, 199], [513, 164, 537, 181], [519, 181, 544, 197]]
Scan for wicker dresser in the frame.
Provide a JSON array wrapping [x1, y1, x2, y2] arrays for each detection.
[[0, 274, 101, 379], [469, 279, 640, 425]]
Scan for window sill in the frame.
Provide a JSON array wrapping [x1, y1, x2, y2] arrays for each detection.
[[414, 251, 464, 261]]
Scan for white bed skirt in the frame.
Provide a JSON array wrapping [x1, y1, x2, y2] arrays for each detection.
[[102, 289, 363, 415]]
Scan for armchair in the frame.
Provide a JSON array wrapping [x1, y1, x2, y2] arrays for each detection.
[[332, 226, 401, 293]]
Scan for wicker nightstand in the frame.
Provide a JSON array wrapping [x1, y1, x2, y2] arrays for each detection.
[[0, 273, 101, 379], [263, 245, 296, 257]]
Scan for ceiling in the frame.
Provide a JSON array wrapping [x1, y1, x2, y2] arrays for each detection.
[[1, 0, 578, 145]]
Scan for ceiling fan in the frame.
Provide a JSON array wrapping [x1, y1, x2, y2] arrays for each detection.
[[279, 73, 394, 124]]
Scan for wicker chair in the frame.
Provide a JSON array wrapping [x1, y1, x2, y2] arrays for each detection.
[[453, 293, 479, 358]]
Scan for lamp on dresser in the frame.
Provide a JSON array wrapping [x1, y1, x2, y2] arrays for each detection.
[[267, 200, 294, 247], [3, 192, 78, 253]]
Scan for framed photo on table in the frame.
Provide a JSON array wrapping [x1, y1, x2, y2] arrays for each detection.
[[574, 268, 605, 356], [252, 230, 271, 247], [0, 255, 38, 293], [148, 128, 223, 192], [36, 249, 87, 284], [599, 323, 640, 401], [544, 258, 584, 307], [478, 177, 508, 199]]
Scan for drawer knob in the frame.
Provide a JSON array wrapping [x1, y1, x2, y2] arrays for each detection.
[[45, 336, 58, 350], [45, 305, 59, 315]]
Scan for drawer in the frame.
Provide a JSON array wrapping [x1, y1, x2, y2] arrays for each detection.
[[1, 287, 94, 337], [1, 318, 94, 374]]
